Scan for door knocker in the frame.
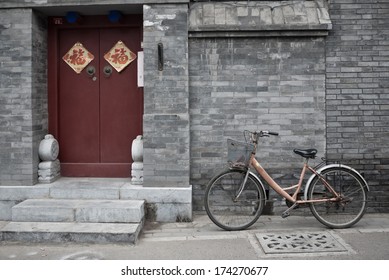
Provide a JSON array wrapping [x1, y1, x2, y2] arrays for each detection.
[[86, 66, 97, 81], [86, 65, 96, 76], [103, 65, 113, 77]]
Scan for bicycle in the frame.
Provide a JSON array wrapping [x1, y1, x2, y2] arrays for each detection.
[[204, 130, 369, 231]]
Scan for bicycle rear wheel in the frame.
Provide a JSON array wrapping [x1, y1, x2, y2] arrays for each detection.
[[204, 169, 265, 231], [307, 167, 368, 229]]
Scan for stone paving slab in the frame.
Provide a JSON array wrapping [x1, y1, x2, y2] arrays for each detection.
[[0, 221, 8, 230], [0, 185, 50, 200], [0, 214, 388, 259], [0, 178, 192, 222], [12, 199, 145, 223], [121, 184, 192, 203], [0, 222, 142, 244], [141, 213, 389, 240], [49, 178, 127, 199]]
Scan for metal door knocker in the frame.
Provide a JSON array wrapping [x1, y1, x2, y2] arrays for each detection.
[[103, 65, 113, 77], [86, 65, 96, 76]]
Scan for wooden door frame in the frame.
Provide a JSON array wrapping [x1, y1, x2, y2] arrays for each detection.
[[48, 15, 143, 139]]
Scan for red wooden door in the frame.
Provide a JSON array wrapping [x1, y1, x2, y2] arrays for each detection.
[[57, 26, 142, 177]]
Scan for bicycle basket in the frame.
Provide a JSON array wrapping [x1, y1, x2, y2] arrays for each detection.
[[227, 139, 255, 167]]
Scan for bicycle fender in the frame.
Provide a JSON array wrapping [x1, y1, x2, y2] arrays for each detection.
[[248, 171, 268, 201], [303, 163, 370, 200]]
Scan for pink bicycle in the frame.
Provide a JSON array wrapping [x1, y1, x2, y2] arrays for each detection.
[[205, 130, 369, 231]]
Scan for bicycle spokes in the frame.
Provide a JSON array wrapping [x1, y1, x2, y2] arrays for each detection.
[[205, 169, 265, 231], [308, 167, 367, 228]]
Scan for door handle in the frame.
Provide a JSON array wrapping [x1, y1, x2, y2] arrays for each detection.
[[103, 65, 113, 77]]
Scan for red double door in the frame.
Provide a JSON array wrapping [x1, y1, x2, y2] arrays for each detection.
[[52, 22, 143, 177]]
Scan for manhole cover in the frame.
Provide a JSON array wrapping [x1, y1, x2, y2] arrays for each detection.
[[255, 231, 348, 254]]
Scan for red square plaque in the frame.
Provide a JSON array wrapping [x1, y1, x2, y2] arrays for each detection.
[[104, 40, 137, 73]]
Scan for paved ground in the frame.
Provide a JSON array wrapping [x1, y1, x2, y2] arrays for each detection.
[[0, 213, 388, 260]]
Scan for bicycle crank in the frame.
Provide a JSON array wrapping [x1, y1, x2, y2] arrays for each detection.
[[281, 202, 298, 219], [285, 192, 307, 209]]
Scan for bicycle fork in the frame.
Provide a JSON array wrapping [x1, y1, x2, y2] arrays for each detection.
[[233, 169, 250, 202]]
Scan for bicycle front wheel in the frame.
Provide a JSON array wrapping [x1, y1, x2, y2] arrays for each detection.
[[307, 167, 368, 229], [204, 169, 265, 231]]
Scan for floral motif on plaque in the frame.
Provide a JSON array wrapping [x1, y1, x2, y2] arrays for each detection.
[[104, 40, 137, 73], [62, 42, 94, 74]]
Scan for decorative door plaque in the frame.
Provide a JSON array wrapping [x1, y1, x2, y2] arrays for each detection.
[[104, 40, 136, 73], [62, 42, 94, 74]]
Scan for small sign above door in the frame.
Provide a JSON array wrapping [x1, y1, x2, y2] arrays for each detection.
[[104, 40, 136, 73], [62, 42, 94, 74]]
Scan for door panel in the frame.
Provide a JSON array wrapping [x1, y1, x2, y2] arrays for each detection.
[[57, 26, 142, 177], [59, 29, 100, 164], [100, 28, 142, 164]]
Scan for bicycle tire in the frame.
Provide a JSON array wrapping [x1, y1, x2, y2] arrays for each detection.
[[204, 169, 265, 231], [307, 167, 368, 229]]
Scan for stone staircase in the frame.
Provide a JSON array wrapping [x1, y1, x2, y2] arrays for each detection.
[[0, 178, 145, 243]]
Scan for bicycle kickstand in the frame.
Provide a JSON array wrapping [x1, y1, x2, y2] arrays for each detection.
[[281, 202, 298, 219]]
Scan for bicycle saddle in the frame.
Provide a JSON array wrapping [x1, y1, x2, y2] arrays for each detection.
[[293, 148, 317, 159]]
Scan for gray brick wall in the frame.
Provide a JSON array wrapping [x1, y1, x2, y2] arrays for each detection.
[[143, 4, 190, 188], [188, 1, 330, 211], [189, 37, 327, 210], [326, 0, 389, 212], [31, 11, 49, 183], [0, 9, 47, 186]]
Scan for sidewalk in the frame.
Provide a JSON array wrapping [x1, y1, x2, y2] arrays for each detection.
[[0, 213, 388, 260]]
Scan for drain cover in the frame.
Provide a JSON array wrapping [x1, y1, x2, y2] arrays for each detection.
[[256, 231, 348, 254]]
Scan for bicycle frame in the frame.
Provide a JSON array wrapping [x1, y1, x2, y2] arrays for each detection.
[[206, 130, 369, 230], [249, 155, 340, 205]]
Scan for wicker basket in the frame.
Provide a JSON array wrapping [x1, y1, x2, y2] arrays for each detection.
[[227, 139, 255, 167]]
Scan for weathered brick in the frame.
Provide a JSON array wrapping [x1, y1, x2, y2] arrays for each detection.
[[142, 4, 190, 189], [326, 0, 389, 212], [189, 36, 326, 210], [0, 9, 47, 186]]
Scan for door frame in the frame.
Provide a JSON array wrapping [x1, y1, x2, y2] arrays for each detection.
[[47, 15, 143, 176]]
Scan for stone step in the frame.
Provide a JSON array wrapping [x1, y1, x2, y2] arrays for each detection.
[[0, 221, 142, 243], [12, 199, 145, 223], [49, 178, 126, 199]]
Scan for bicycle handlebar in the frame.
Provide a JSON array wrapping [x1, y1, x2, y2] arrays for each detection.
[[261, 131, 279, 136], [244, 130, 279, 144]]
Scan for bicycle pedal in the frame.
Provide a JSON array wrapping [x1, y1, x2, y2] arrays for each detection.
[[281, 211, 290, 219]]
